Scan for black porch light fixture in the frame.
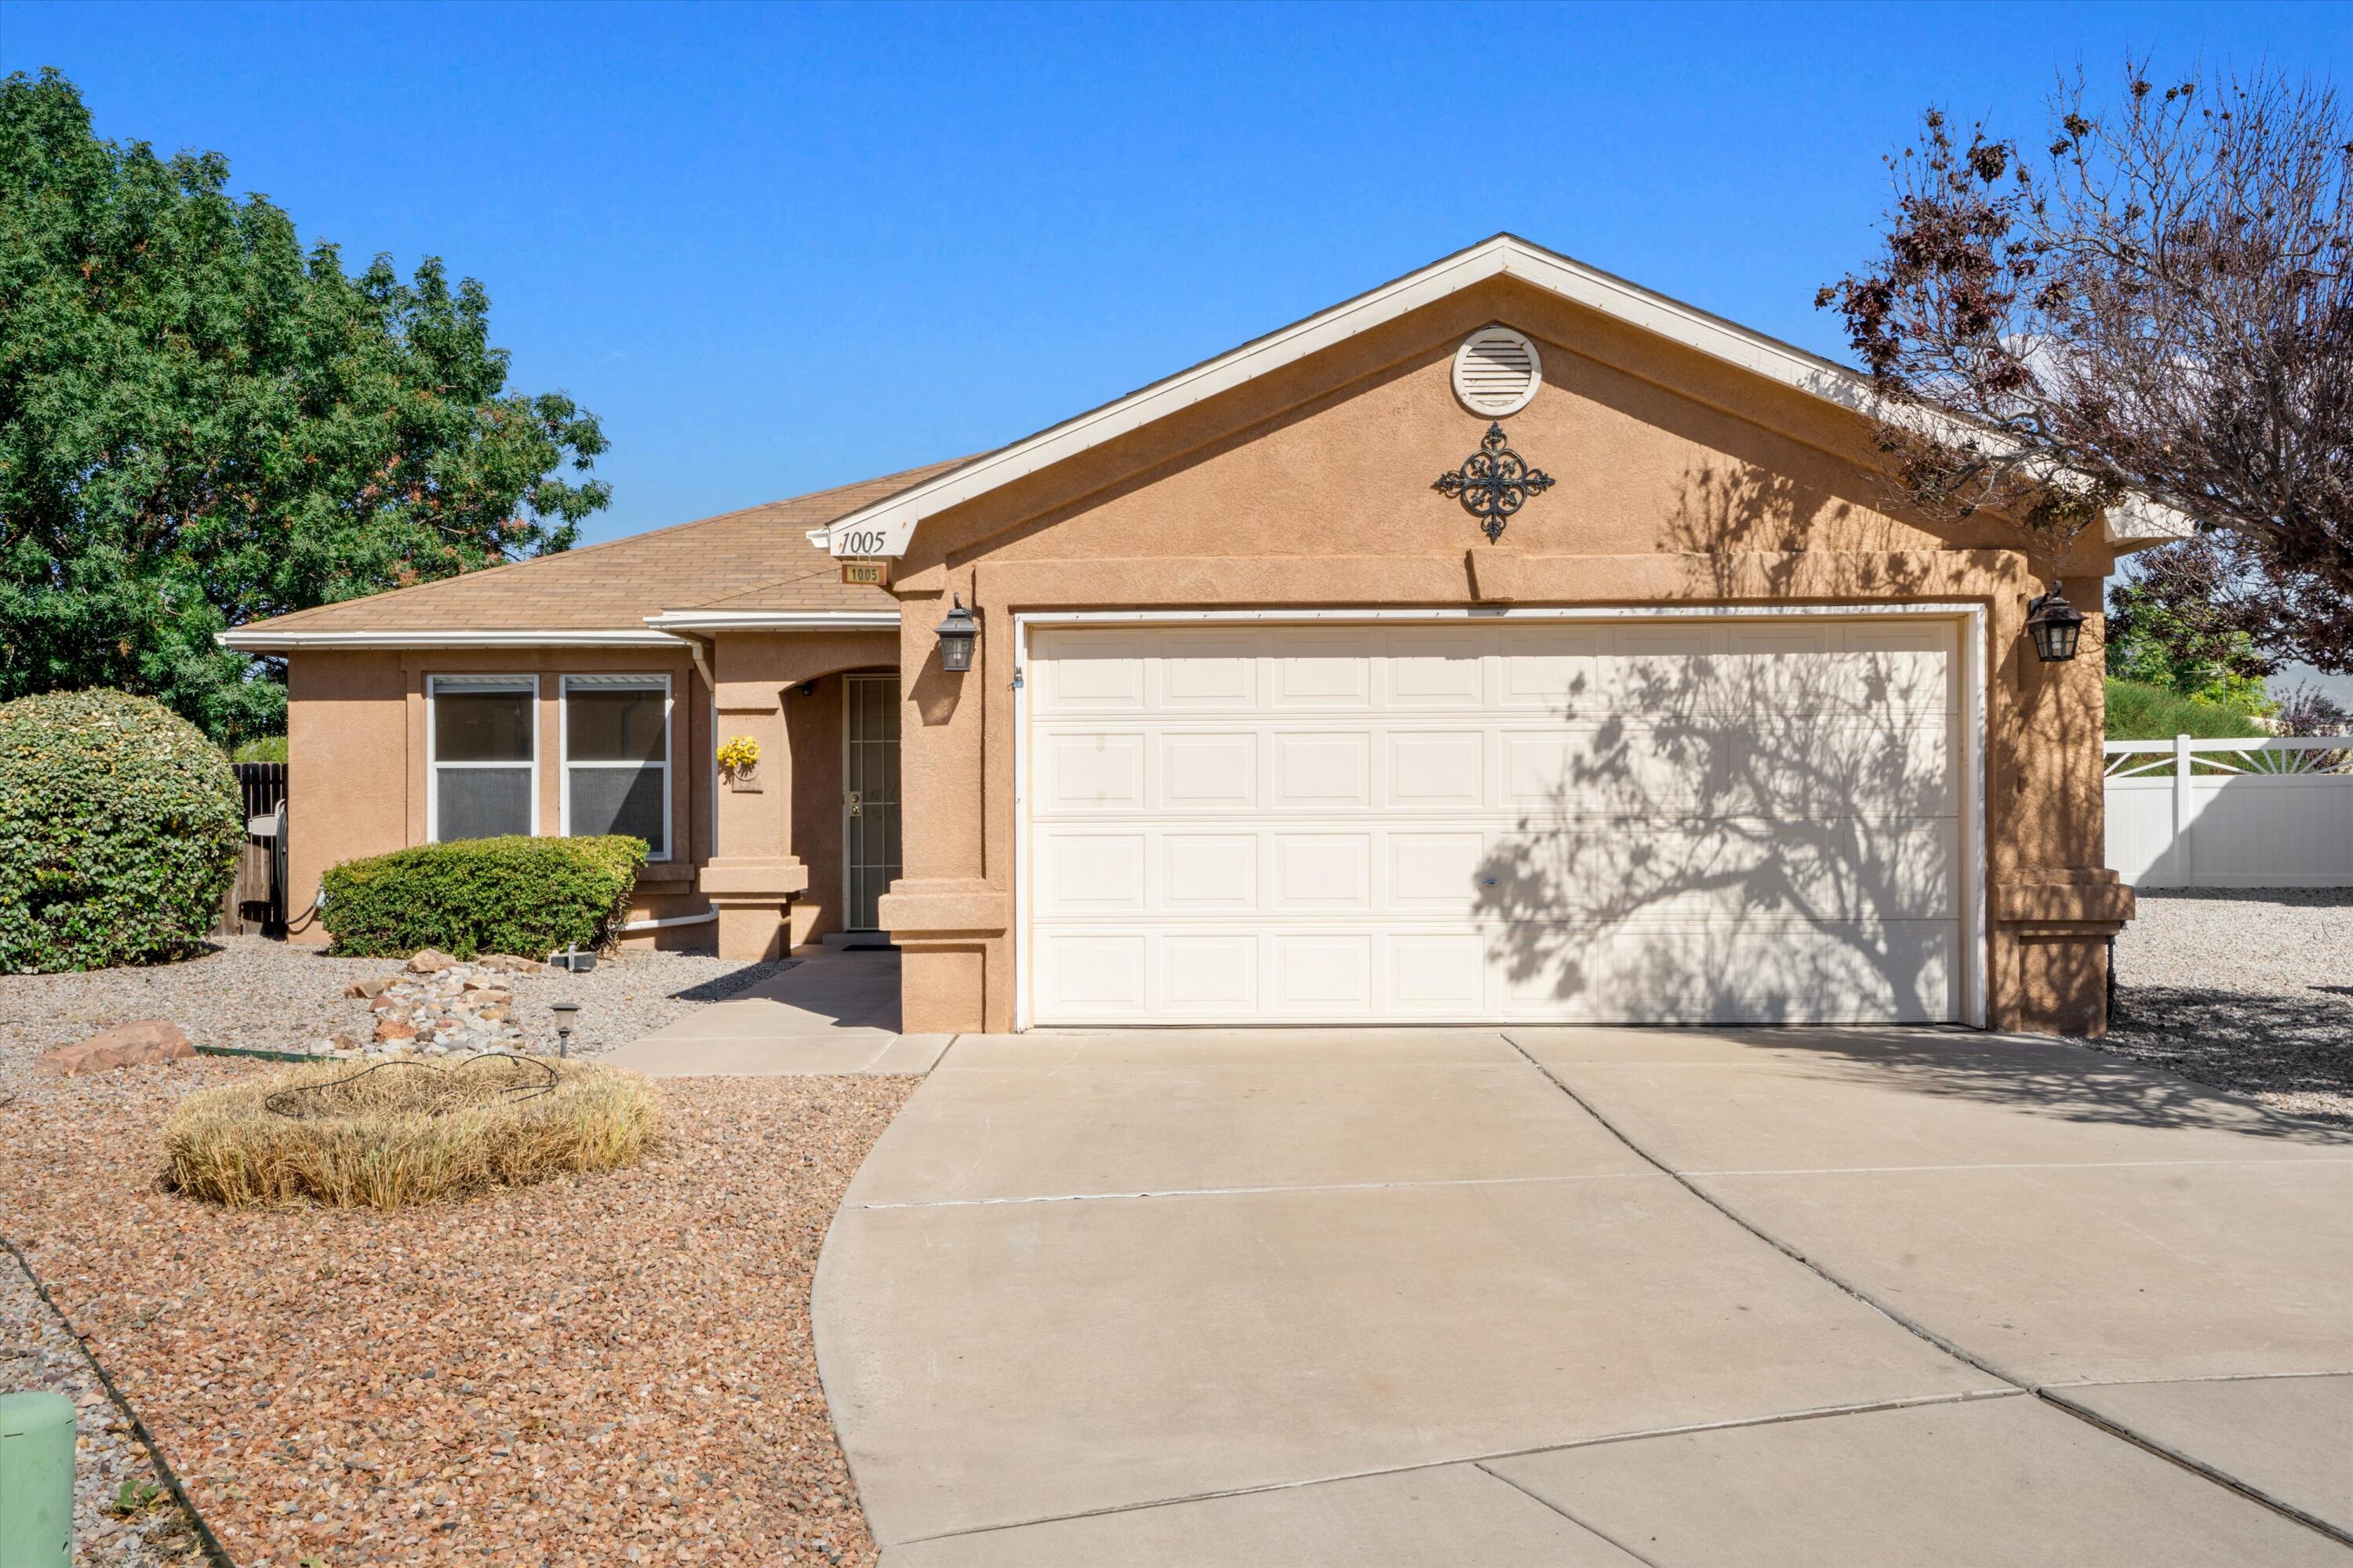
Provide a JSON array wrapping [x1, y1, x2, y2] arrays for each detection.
[[2024, 581, 2086, 664], [936, 595, 980, 673]]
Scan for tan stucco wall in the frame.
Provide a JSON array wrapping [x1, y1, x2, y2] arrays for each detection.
[[702, 628, 899, 959], [876, 275, 2125, 1035], [285, 645, 722, 951]]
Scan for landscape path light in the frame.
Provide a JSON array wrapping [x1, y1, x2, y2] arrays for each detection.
[[549, 1000, 580, 1059]]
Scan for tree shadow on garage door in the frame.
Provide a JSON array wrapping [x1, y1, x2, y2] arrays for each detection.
[[1471, 610, 1964, 1021], [1466, 596, 2348, 1145]]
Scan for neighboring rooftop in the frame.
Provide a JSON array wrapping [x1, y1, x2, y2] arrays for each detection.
[[222, 460, 962, 645]]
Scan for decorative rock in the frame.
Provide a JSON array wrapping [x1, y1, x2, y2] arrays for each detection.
[[478, 953, 546, 974], [405, 948, 460, 973], [345, 959, 529, 1060], [35, 1020, 195, 1077], [344, 977, 393, 999]]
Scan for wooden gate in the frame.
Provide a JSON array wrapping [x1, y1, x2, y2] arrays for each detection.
[[215, 762, 289, 937]]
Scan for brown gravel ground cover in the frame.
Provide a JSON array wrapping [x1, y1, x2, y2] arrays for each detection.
[[2, 1056, 915, 1567], [2084, 887, 2353, 1125]]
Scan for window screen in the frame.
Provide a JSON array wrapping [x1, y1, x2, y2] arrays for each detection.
[[566, 677, 668, 858], [431, 679, 535, 841]]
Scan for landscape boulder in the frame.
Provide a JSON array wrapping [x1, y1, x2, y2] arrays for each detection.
[[405, 948, 460, 974], [344, 977, 393, 999], [36, 1020, 194, 1077]]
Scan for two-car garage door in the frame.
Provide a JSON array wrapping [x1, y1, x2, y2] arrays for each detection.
[[1023, 617, 1969, 1027]]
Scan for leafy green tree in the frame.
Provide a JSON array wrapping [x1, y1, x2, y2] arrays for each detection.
[[2104, 581, 2276, 719], [0, 68, 609, 743]]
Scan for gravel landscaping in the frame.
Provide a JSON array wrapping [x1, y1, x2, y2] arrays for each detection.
[[0, 936, 791, 1075], [0, 1251, 208, 1566], [2, 1052, 915, 1566], [2089, 887, 2353, 1124]]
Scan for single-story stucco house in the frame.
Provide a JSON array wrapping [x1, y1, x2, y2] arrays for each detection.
[[225, 235, 2183, 1037]]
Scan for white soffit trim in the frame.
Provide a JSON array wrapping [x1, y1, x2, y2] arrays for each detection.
[[642, 610, 900, 631], [218, 628, 678, 652], [810, 231, 2193, 558]]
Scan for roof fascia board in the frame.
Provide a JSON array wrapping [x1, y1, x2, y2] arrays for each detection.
[[642, 610, 900, 631], [809, 233, 2191, 557], [217, 628, 682, 652]]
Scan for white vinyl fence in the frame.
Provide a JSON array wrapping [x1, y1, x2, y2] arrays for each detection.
[[2105, 736, 2353, 888]]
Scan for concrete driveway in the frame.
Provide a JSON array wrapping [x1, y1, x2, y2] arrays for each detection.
[[813, 1026, 2353, 1566]]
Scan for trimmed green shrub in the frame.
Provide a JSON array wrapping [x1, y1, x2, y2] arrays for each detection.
[[320, 835, 647, 959], [2105, 678, 2269, 742], [0, 689, 245, 973], [232, 735, 289, 763]]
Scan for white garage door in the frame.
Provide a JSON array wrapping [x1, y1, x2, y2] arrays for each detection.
[[1023, 617, 1967, 1027]]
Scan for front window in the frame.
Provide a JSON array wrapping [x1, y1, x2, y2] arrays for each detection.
[[563, 675, 670, 859], [429, 675, 537, 841]]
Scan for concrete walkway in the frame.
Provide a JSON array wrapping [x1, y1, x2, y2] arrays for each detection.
[[603, 948, 951, 1075], [813, 1026, 2353, 1566]]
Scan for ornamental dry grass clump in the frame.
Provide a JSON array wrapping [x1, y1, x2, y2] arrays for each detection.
[[162, 1054, 657, 1209]]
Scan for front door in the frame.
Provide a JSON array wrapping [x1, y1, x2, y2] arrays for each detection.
[[844, 672, 903, 931]]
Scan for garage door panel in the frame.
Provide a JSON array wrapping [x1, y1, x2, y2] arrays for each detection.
[[1384, 629, 1487, 706], [1162, 732, 1259, 810], [1739, 719, 1957, 817], [1026, 618, 1967, 1027], [1040, 732, 1147, 811], [1273, 933, 1374, 1010], [1163, 935, 1259, 1013], [1386, 730, 1486, 808], [1040, 933, 1149, 1010], [1479, 819, 1958, 925], [1499, 625, 1609, 709], [1273, 835, 1373, 911], [1037, 832, 1148, 915], [1035, 633, 1150, 711], [1271, 733, 1373, 809], [1267, 629, 1375, 708], [1160, 639, 1259, 709], [1164, 832, 1260, 910], [1388, 933, 1486, 1010], [1488, 922, 1956, 1024], [1389, 831, 1489, 910]]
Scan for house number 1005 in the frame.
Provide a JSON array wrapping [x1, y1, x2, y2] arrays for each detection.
[[837, 529, 892, 557]]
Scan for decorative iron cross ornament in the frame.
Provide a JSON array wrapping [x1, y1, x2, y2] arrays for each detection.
[[1433, 422, 1554, 543]]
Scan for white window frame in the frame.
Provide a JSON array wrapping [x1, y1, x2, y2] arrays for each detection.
[[560, 673, 674, 862], [425, 674, 541, 843]]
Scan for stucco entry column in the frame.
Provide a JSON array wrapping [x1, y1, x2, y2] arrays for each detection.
[[878, 592, 1009, 1032], [702, 631, 807, 961]]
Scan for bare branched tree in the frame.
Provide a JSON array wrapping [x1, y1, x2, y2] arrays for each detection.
[[1819, 61, 2353, 668]]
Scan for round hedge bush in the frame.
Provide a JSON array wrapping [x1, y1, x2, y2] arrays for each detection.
[[0, 689, 245, 973]]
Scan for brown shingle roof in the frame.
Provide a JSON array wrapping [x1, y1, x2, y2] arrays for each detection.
[[236, 459, 965, 634]]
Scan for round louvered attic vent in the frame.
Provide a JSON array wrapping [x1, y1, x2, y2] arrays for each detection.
[[1452, 326, 1542, 417]]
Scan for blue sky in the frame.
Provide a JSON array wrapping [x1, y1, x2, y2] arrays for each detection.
[[5, 0, 2348, 559]]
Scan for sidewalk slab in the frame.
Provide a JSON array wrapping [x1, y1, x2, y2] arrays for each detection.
[[879, 1463, 1640, 1567], [1489, 1395, 2347, 1567], [846, 1033, 1642, 1206], [2054, 1373, 2353, 1533], [604, 948, 915, 1075], [1693, 1160, 2353, 1385], [817, 1174, 1994, 1544], [1516, 1031, 2351, 1172]]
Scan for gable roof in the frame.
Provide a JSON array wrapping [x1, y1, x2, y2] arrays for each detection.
[[809, 232, 2194, 559], [220, 460, 964, 649]]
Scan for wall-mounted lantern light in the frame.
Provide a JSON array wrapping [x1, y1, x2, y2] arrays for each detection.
[[2024, 581, 2085, 664], [936, 595, 980, 673]]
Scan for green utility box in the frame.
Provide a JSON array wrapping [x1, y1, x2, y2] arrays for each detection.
[[0, 1391, 75, 1568]]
